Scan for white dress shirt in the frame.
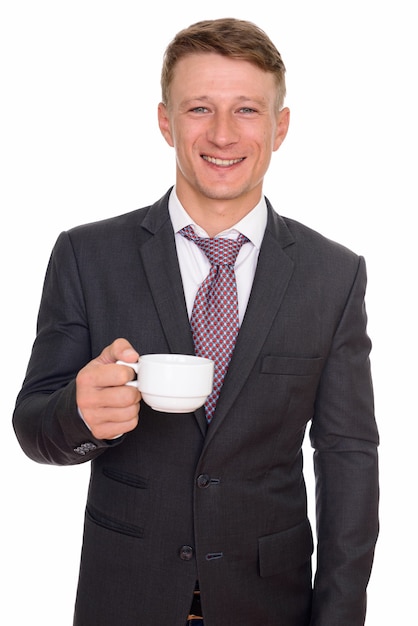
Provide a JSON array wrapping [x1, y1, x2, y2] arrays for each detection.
[[168, 187, 267, 325]]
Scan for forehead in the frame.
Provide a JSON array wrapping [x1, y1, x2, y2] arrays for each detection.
[[169, 53, 277, 101]]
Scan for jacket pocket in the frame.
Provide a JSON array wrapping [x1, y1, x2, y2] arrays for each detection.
[[261, 356, 324, 377], [258, 518, 313, 577], [103, 466, 149, 489], [86, 503, 144, 538]]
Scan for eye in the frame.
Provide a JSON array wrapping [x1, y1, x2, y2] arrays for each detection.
[[190, 106, 209, 114]]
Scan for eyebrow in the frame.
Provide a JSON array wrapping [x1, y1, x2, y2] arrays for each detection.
[[180, 95, 269, 108]]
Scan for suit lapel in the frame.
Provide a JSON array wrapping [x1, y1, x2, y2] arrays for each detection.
[[203, 204, 295, 443], [138, 191, 207, 434]]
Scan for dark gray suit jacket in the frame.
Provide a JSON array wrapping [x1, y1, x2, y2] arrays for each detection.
[[13, 189, 379, 625]]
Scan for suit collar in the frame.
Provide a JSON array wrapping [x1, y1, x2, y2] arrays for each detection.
[[138, 188, 194, 356], [140, 187, 174, 235]]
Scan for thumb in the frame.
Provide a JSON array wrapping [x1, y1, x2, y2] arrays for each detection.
[[96, 338, 139, 365]]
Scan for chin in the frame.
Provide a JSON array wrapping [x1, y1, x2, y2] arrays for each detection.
[[196, 181, 250, 202]]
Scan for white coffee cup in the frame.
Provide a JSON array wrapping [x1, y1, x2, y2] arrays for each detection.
[[116, 354, 214, 413]]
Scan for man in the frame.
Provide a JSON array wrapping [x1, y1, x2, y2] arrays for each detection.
[[13, 18, 379, 626]]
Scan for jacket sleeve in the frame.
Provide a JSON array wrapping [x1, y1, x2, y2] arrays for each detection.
[[309, 256, 379, 625], [12, 231, 121, 465]]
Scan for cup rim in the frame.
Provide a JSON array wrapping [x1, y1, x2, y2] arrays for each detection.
[[140, 354, 213, 367]]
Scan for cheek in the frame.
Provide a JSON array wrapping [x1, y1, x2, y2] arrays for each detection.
[[258, 129, 278, 158], [172, 128, 200, 157], [251, 123, 278, 153]]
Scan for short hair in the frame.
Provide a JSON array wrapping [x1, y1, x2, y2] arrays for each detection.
[[161, 18, 286, 109]]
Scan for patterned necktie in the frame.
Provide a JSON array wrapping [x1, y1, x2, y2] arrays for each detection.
[[180, 225, 249, 421]]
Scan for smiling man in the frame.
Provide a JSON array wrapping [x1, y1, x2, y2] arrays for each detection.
[[13, 18, 379, 626]]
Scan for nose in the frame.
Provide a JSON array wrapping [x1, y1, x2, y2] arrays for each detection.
[[206, 111, 239, 147]]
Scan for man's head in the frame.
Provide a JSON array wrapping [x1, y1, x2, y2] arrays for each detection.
[[158, 18, 290, 234], [161, 18, 286, 111]]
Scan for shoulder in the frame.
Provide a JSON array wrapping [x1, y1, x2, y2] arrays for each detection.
[[265, 203, 365, 291], [267, 202, 361, 267], [56, 189, 172, 251], [284, 215, 359, 260]]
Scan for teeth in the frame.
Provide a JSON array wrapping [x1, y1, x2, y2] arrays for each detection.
[[203, 156, 243, 166]]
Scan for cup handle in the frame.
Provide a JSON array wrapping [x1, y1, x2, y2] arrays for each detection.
[[116, 360, 140, 387]]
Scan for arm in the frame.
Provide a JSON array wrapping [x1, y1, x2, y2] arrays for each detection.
[[13, 232, 141, 465], [310, 256, 379, 625]]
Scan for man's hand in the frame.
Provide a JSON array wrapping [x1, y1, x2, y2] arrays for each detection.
[[76, 338, 141, 440]]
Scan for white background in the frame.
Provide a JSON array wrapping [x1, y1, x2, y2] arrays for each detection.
[[1, 1, 416, 623]]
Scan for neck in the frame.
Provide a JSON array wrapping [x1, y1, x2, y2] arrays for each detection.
[[176, 187, 262, 238]]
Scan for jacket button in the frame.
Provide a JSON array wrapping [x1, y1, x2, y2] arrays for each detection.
[[197, 474, 210, 488], [73, 442, 97, 455], [179, 545, 194, 561]]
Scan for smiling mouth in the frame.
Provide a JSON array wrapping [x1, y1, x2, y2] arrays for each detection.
[[202, 155, 244, 166]]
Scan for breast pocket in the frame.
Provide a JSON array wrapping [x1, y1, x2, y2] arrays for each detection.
[[260, 356, 324, 426], [261, 356, 324, 377]]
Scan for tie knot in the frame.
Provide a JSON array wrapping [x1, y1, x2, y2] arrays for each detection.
[[180, 225, 249, 267]]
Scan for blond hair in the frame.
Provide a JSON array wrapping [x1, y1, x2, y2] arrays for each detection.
[[161, 18, 286, 109]]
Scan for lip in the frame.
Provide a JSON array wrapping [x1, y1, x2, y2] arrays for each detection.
[[202, 155, 245, 167]]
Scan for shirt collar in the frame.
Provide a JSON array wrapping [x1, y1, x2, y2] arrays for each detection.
[[168, 186, 267, 250]]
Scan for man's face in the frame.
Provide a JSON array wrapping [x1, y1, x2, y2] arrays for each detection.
[[158, 53, 289, 212]]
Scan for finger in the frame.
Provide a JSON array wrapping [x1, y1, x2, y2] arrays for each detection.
[[96, 338, 139, 366], [86, 401, 140, 423], [78, 379, 141, 410], [80, 389, 141, 438], [77, 360, 138, 391], [89, 409, 140, 440]]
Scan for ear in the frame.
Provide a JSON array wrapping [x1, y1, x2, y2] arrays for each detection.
[[273, 107, 290, 152], [158, 102, 174, 147]]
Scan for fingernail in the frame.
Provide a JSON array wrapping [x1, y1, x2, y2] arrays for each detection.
[[121, 348, 138, 361]]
